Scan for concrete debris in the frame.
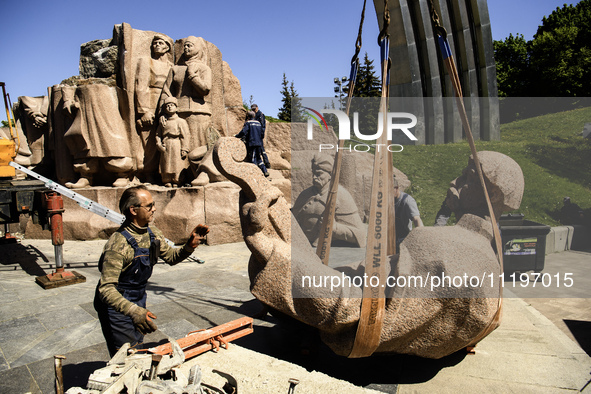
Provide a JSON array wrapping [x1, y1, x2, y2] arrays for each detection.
[[65, 339, 229, 394]]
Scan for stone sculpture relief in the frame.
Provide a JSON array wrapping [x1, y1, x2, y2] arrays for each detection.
[[214, 136, 523, 359], [156, 97, 189, 187], [160, 36, 216, 186], [61, 83, 135, 189], [135, 34, 174, 182], [13, 95, 49, 168], [291, 153, 366, 248], [15, 23, 246, 189]]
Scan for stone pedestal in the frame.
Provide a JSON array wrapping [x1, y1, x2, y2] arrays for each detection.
[[23, 182, 285, 246]]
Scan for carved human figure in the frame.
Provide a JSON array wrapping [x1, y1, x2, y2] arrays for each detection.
[[160, 36, 213, 184], [292, 153, 366, 248], [14, 95, 49, 168], [214, 137, 524, 359], [135, 34, 174, 180], [156, 97, 189, 187], [61, 84, 134, 189]]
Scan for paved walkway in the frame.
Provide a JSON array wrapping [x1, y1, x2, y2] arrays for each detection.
[[0, 239, 590, 393]]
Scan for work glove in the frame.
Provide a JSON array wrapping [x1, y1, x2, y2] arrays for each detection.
[[128, 305, 158, 335], [187, 224, 210, 249]]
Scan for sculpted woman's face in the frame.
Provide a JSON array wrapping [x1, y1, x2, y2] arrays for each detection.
[[184, 39, 203, 58], [184, 41, 196, 57]]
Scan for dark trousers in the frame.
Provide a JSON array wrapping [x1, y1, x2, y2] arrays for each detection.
[[247, 146, 268, 175], [94, 286, 147, 357]]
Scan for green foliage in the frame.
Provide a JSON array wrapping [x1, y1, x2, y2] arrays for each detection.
[[493, 34, 529, 97], [243, 95, 255, 110], [529, 25, 591, 96], [323, 100, 339, 133], [395, 106, 591, 227], [277, 73, 304, 122], [289, 82, 305, 122], [277, 74, 291, 121], [341, 53, 382, 136], [494, 0, 591, 97], [265, 115, 287, 123], [348, 53, 381, 98], [1, 120, 15, 127]]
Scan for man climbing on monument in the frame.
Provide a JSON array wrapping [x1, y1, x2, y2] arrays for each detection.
[[251, 104, 270, 169], [94, 185, 209, 356], [251, 104, 266, 138], [235, 111, 269, 177]]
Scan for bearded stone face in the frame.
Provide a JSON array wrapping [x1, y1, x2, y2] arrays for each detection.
[[312, 167, 331, 192]]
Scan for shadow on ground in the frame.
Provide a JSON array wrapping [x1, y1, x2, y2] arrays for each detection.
[[0, 243, 49, 277], [234, 301, 466, 392], [564, 319, 591, 357]]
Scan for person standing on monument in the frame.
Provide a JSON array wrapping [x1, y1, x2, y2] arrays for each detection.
[[251, 104, 270, 169], [251, 104, 266, 138], [393, 176, 423, 250], [235, 111, 269, 177], [94, 185, 209, 356]]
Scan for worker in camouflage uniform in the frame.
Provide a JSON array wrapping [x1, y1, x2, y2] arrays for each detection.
[[94, 185, 209, 356]]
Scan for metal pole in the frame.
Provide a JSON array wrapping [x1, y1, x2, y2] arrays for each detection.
[[46, 192, 66, 272], [54, 355, 66, 394]]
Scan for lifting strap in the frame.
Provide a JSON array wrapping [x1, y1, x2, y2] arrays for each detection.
[[348, 0, 392, 358], [315, 0, 366, 265], [427, 0, 504, 345]]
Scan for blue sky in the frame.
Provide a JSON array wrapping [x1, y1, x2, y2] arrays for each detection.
[[0, 0, 578, 122]]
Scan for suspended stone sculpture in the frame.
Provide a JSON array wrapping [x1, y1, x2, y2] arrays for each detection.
[[215, 136, 523, 359]]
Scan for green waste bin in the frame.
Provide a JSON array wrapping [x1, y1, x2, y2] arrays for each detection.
[[499, 213, 551, 274]]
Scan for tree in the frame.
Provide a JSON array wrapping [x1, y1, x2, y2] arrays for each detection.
[[243, 95, 255, 110], [344, 52, 382, 136], [277, 73, 304, 122], [529, 0, 591, 96], [493, 33, 529, 97], [494, 0, 591, 97], [277, 74, 290, 121], [350, 52, 381, 97]]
